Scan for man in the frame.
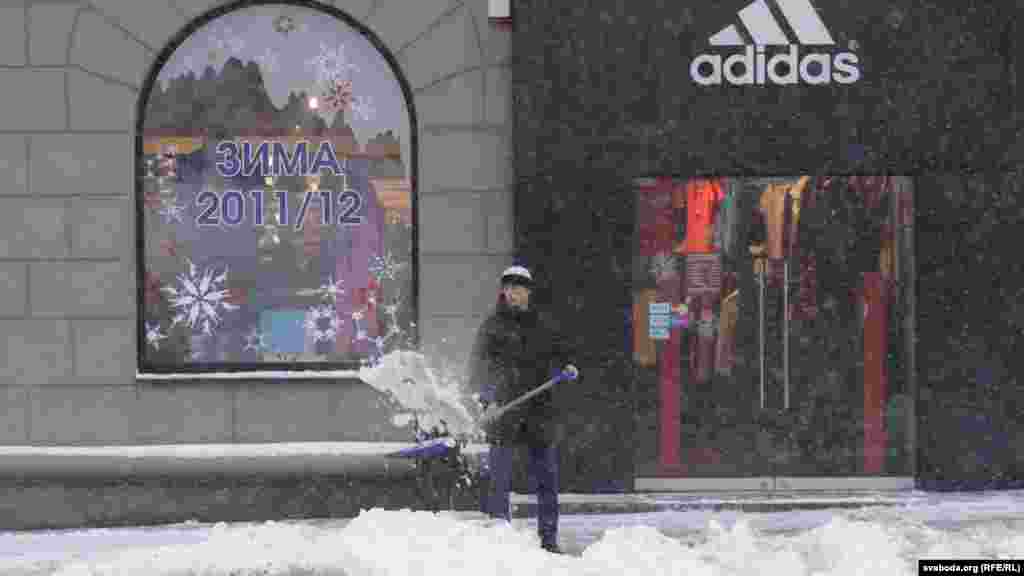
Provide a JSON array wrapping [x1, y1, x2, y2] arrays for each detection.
[[469, 262, 577, 554]]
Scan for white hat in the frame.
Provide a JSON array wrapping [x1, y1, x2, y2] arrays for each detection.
[[500, 264, 533, 288]]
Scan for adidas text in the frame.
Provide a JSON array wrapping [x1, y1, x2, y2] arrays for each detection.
[[691, 45, 860, 86]]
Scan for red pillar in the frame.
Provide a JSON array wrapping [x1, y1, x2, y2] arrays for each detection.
[[863, 272, 888, 473], [659, 323, 682, 473]]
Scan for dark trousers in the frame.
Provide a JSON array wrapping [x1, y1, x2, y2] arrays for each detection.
[[480, 443, 559, 546]]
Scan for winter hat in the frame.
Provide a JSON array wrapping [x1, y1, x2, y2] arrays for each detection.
[[500, 261, 534, 288]]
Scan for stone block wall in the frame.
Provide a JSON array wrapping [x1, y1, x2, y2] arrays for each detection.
[[0, 0, 513, 446]]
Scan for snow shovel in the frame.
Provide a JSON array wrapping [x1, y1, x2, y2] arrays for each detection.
[[479, 365, 579, 425]]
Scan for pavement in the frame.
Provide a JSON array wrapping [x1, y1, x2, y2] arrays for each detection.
[[508, 489, 927, 517]]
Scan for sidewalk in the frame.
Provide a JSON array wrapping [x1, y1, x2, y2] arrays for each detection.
[[509, 490, 925, 517]]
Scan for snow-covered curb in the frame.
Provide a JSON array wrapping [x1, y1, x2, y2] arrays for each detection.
[[0, 442, 488, 480], [136, 370, 363, 380]]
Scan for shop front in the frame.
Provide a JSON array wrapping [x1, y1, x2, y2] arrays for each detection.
[[632, 174, 915, 488], [509, 0, 1018, 491]]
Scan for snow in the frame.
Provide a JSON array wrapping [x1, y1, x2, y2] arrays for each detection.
[[2, 492, 1024, 575], [0, 441, 486, 458]]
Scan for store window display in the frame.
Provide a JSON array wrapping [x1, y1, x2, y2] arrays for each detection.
[[136, 3, 416, 374], [633, 175, 915, 478]]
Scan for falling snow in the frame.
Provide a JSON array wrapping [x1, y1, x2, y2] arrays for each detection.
[[163, 259, 239, 336]]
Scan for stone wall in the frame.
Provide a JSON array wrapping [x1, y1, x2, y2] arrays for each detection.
[[0, 0, 513, 447]]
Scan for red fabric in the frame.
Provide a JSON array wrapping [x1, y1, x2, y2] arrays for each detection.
[[863, 272, 889, 473], [682, 179, 724, 254], [849, 176, 891, 210]]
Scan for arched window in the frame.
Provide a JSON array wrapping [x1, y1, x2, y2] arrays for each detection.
[[136, 1, 417, 375]]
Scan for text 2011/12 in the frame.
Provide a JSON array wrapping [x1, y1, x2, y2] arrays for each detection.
[[195, 189, 363, 230]]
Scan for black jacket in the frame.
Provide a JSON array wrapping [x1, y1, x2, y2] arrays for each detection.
[[469, 296, 574, 446]]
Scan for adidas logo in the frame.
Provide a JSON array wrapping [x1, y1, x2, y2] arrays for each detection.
[[690, 0, 860, 86]]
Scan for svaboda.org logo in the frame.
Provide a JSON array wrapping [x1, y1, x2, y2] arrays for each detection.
[[690, 0, 860, 86]]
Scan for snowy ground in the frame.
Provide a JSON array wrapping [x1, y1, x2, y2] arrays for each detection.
[[2, 491, 1023, 575]]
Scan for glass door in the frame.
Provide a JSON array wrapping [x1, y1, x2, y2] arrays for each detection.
[[632, 175, 916, 479]]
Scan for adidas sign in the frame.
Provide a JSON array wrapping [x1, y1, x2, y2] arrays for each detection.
[[690, 0, 860, 86]]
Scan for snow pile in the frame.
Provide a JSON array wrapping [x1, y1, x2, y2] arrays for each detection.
[[6, 505, 1019, 576], [358, 350, 479, 437]]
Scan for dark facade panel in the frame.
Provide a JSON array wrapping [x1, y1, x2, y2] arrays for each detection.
[[510, 1, 1022, 490], [512, 0, 1019, 177]]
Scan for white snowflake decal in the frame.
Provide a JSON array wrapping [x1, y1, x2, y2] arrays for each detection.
[[306, 42, 360, 86], [243, 327, 269, 352], [162, 259, 239, 336], [371, 335, 386, 354], [296, 275, 345, 303], [303, 305, 340, 344], [369, 252, 407, 282], [158, 199, 185, 224], [145, 322, 167, 350]]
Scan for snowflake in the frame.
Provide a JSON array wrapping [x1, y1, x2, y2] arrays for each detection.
[[369, 252, 407, 282], [650, 253, 680, 281], [295, 275, 345, 303], [321, 78, 354, 114], [383, 302, 400, 316], [158, 199, 185, 224], [303, 305, 340, 343], [306, 42, 360, 86], [243, 327, 268, 352], [163, 258, 239, 336], [145, 322, 167, 350], [371, 335, 386, 354]]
